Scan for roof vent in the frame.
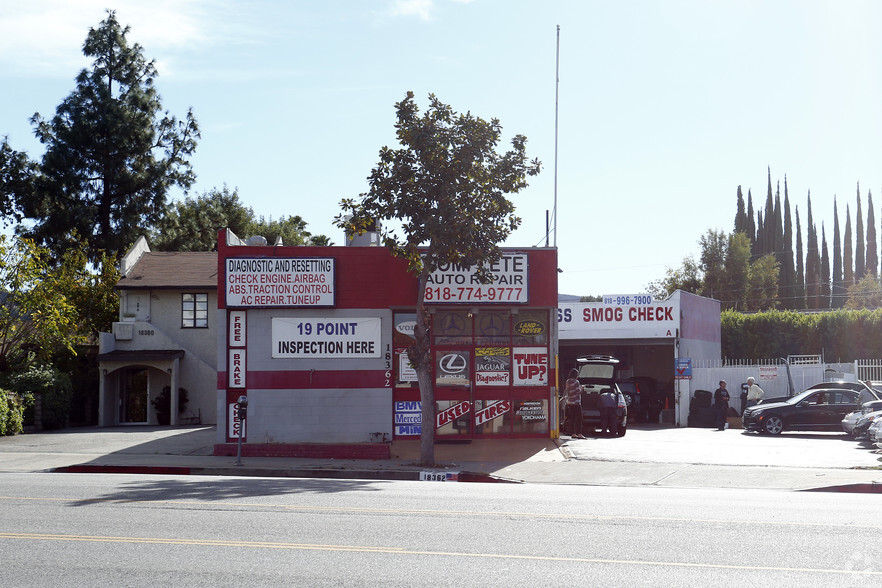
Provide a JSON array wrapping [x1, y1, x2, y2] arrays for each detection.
[[245, 236, 268, 246]]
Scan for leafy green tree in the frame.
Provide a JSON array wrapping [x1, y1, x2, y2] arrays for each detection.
[[646, 256, 701, 299], [845, 274, 882, 309], [151, 185, 330, 251], [336, 92, 540, 466], [0, 236, 84, 372], [746, 254, 780, 311], [698, 229, 727, 300], [723, 232, 751, 309], [16, 11, 199, 262]]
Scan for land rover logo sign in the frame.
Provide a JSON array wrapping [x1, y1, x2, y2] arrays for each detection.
[[439, 353, 467, 375], [514, 320, 545, 336]]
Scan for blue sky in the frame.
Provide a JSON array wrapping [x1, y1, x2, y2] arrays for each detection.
[[3, 0, 882, 297]]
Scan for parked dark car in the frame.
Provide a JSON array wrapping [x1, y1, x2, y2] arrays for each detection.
[[742, 388, 860, 435], [560, 355, 627, 437], [763, 380, 880, 405]]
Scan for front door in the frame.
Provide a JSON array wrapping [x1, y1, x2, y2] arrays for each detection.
[[120, 367, 149, 424]]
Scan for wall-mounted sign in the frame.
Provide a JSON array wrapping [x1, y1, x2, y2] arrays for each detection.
[[435, 351, 470, 386], [394, 400, 422, 436], [424, 253, 528, 304], [513, 347, 548, 386], [475, 347, 511, 386], [514, 319, 545, 336], [557, 299, 680, 339], [229, 310, 246, 347], [226, 257, 335, 307], [228, 402, 246, 438], [229, 349, 246, 388], [272, 317, 381, 358], [474, 400, 511, 426]]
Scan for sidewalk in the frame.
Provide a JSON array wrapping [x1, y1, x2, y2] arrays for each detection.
[[1, 425, 881, 492]]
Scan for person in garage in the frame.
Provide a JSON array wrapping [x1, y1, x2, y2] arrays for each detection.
[[599, 388, 618, 437], [714, 380, 730, 431], [565, 368, 586, 439]]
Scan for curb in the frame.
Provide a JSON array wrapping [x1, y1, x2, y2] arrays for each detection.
[[51, 464, 515, 483], [801, 482, 882, 494]]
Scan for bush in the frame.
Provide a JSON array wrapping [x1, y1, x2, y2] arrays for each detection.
[[0, 389, 28, 436], [5, 365, 73, 430]]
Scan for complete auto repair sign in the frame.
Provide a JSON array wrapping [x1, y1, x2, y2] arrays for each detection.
[[557, 297, 680, 339]]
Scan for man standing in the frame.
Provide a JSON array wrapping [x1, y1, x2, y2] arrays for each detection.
[[599, 388, 619, 437], [564, 369, 585, 439], [746, 377, 764, 408], [714, 380, 730, 431]]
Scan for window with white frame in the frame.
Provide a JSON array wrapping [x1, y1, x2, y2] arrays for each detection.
[[182, 293, 208, 328]]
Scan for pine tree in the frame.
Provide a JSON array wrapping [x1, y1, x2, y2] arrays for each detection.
[[832, 198, 844, 307], [866, 190, 877, 276], [856, 184, 865, 280], [19, 11, 199, 261]]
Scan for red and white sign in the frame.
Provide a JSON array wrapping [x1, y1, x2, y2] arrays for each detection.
[[229, 310, 246, 347], [228, 402, 246, 438], [229, 349, 246, 388], [513, 347, 548, 386], [474, 400, 512, 426], [226, 257, 335, 307], [759, 366, 778, 381], [437, 400, 472, 428], [557, 300, 680, 339], [424, 253, 528, 304]]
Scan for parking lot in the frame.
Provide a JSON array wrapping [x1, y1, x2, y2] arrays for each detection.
[[562, 424, 882, 470]]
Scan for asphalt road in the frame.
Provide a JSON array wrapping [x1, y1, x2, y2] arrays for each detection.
[[2, 472, 881, 586]]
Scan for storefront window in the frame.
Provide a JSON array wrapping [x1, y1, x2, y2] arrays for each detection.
[[512, 399, 548, 434], [473, 399, 512, 435], [474, 310, 510, 345], [435, 350, 470, 387], [394, 312, 418, 388], [433, 310, 472, 345], [512, 310, 548, 345], [436, 400, 472, 436]]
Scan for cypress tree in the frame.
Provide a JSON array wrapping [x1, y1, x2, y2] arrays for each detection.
[[746, 189, 756, 248], [856, 184, 865, 279], [866, 190, 877, 276], [832, 198, 844, 307], [734, 185, 747, 234], [805, 193, 820, 308], [844, 204, 854, 287], [820, 224, 830, 309], [781, 183, 796, 309], [795, 206, 806, 309]]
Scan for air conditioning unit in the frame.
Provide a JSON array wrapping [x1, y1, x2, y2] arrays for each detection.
[[112, 322, 133, 340]]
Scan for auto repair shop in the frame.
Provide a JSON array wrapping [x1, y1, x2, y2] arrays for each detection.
[[557, 291, 721, 426], [216, 229, 559, 449]]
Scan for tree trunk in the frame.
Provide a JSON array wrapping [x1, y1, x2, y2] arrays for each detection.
[[410, 269, 435, 466]]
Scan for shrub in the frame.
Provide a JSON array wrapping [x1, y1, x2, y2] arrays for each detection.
[[5, 365, 73, 430], [0, 389, 28, 436]]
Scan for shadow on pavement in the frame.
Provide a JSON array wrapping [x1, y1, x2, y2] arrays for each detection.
[[68, 475, 386, 507]]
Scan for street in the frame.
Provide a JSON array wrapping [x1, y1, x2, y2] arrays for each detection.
[[1, 472, 880, 586]]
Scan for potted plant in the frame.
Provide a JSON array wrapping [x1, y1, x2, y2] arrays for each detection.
[[151, 386, 189, 425]]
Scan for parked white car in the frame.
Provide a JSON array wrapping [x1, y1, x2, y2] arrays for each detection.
[[842, 400, 882, 436], [868, 418, 882, 445]]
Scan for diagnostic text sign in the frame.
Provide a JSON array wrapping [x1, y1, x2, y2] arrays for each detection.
[[226, 257, 335, 307]]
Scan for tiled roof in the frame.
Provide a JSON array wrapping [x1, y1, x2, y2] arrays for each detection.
[[117, 252, 218, 290]]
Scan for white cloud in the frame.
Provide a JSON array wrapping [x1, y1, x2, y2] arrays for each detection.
[[388, 0, 434, 21], [0, 0, 236, 78]]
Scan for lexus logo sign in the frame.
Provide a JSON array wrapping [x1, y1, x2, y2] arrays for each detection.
[[439, 353, 467, 375]]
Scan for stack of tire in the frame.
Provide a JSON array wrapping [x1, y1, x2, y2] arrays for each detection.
[[687, 390, 716, 428]]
